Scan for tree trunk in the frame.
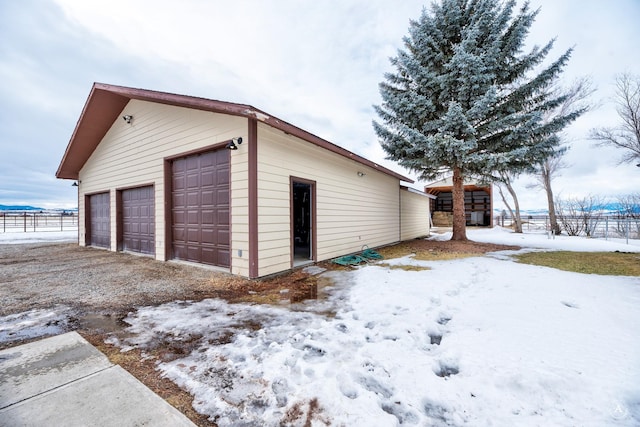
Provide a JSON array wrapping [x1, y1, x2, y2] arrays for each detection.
[[543, 171, 561, 235], [497, 184, 515, 226], [504, 180, 523, 233], [451, 167, 467, 241]]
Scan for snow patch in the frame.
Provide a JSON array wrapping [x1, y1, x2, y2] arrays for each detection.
[[0, 230, 76, 244], [0, 306, 73, 343], [112, 231, 640, 425]]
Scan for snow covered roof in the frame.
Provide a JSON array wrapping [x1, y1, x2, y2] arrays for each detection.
[[424, 175, 489, 188]]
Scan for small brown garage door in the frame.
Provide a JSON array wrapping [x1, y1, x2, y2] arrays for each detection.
[[121, 186, 155, 255], [171, 149, 230, 267], [88, 192, 110, 248]]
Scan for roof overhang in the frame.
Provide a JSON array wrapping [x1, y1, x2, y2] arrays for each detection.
[[56, 83, 412, 183], [425, 184, 492, 196], [401, 185, 437, 199]]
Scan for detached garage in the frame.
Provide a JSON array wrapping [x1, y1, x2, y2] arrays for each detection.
[[57, 83, 430, 278], [425, 176, 493, 227]]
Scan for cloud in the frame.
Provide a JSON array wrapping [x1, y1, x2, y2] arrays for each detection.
[[50, 0, 425, 153]]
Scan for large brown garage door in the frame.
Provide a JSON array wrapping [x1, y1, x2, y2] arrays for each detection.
[[121, 186, 155, 255], [171, 149, 230, 267], [88, 192, 110, 248]]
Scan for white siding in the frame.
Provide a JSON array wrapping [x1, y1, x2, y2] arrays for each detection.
[[78, 100, 247, 265], [230, 144, 249, 276], [257, 123, 400, 277], [400, 188, 431, 240]]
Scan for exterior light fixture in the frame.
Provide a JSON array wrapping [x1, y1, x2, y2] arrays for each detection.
[[122, 115, 133, 124], [225, 136, 243, 150], [357, 171, 366, 177], [72, 182, 78, 187]]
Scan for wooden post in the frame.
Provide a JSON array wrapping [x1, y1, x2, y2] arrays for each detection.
[[626, 218, 630, 245]]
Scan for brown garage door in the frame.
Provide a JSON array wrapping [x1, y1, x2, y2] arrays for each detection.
[[171, 149, 230, 267], [121, 186, 155, 255], [88, 192, 110, 248]]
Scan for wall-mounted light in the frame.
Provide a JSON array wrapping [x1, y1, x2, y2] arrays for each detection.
[[122, 115, 133, 124], [72, 182, 78, 187], [357, 171, 366, 177], [225, 137, 243, 150]]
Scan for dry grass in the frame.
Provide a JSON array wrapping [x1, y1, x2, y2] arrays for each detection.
[[375, 239, 518, 262], [202, 269, 324, 305], [412, 251, 479, 261], [375, 262, 432, 271], [515, 251, 640, 276]]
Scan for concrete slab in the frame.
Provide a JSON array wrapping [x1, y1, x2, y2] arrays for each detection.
[[0, 331, 112, 408], [0, 332, 195, 427]]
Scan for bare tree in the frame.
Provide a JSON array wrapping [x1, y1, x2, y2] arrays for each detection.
[[616, 193, 640, 219], [496, 172, 523, 233], [577, 195, 604, 237], [555, 197, 584, 236], [616, 193, 640, 237], [590, 73, 640, 165], [532, 153, 568, 235], [555, 194, 604, 236], [529, 77, 595, 235]]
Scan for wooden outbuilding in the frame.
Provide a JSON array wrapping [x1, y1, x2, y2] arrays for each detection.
[[56, 83, 430, 278], [425, 176, 493, 227]]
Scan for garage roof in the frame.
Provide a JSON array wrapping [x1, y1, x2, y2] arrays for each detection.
[[56, 83, 413, 182]]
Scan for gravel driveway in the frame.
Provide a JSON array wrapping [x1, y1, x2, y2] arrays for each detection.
[[0, 241, 319, 351], [0, 242, 237, 318]]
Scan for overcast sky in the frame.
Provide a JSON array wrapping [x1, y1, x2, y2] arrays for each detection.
[[1, 0, 638, 210]]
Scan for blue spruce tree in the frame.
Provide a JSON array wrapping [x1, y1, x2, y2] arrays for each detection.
[[374, 0, 583, 240]]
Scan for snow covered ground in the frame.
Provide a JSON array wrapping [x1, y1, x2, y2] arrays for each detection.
[[454, 226, 640, 251], [2, 228, 639, 425], [113, 229, 640, 426], [0, 230, 76, 244]]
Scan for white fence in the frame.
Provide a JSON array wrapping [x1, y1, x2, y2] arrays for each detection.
[[495, 214, 640, 243], [0, 212, 78, 233]]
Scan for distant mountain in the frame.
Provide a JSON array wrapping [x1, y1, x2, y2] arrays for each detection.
[[0, 204, 43, 211], [493, 202, 638, 216], [493, 208, 549, 216]]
